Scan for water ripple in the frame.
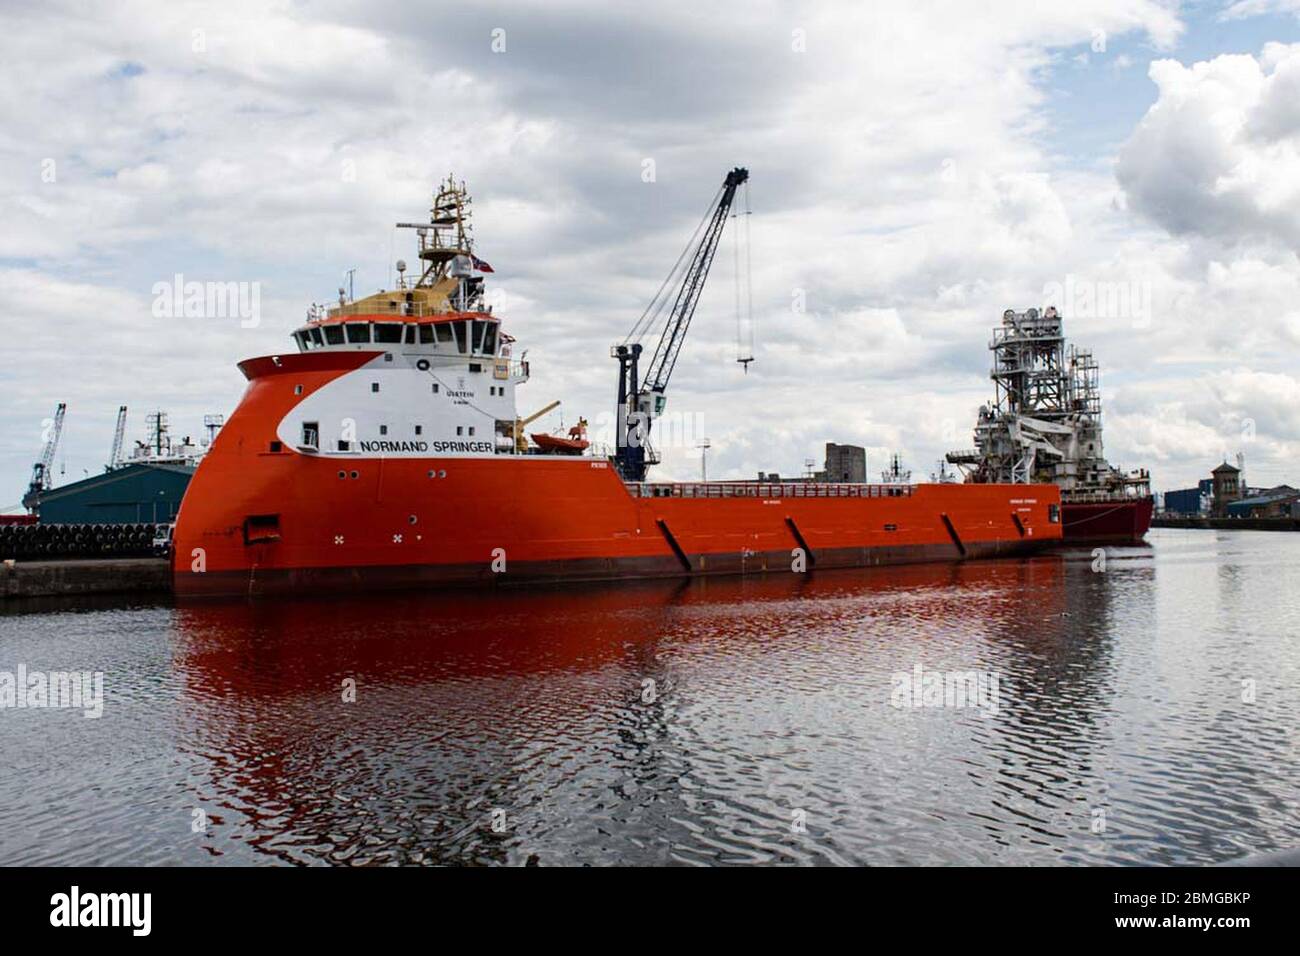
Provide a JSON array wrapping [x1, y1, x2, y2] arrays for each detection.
[[1, 529, 1298, 864]]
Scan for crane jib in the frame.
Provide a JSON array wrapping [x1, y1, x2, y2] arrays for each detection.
[[613, 167, 748, 482]]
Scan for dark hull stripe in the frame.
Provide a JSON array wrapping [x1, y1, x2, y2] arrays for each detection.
[[175, 539, 1053, 598]]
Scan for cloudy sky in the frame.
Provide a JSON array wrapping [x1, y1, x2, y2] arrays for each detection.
[[3, 0, 1300, 507]]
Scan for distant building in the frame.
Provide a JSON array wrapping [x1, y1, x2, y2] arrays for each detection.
[[1163, 487, 1204, 516], [823, 442, 866, 483], [35, 463, 194, 524], [1226, 486, 1300, 519], [1210, 462, 1243, 518]]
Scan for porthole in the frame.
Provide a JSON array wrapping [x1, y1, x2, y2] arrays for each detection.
[[426, 470, 434, 478], [438, 470, 447, 479], [350, 470, 360, 479], [338, 471, 346, 479], [408, 514, 418, 525]]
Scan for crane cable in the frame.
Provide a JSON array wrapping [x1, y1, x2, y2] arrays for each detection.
[[733, 182, 755, 368], [622, 183, 724, 348], [743, 181, 754, 361], [733, 194, 741, 359]]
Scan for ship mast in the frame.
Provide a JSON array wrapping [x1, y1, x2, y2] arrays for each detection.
[[395, 174, 475, 289]]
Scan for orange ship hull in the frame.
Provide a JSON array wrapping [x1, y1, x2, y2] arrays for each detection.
[[172, 352, 1063, 597]]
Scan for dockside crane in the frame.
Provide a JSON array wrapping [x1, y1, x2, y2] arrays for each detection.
[[23, 402, 66, 513], [108, 405, 127, 471], [612, 166, 749, 481], [514, 400, 561, 454]]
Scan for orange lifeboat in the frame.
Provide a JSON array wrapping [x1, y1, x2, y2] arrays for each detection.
[[532, 417, 588, 455], [531, 433, 589, 454]]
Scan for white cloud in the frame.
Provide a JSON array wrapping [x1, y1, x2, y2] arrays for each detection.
[[1117, 45, 1300, 245], [1221, 0, 1300, 21], [7, 0, 1300, 501]]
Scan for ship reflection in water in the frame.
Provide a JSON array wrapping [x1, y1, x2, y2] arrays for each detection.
[[2, 530, 1299, 865]]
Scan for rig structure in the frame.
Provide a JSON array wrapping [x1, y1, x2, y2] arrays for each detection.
[[948, 306, 1149, 501]]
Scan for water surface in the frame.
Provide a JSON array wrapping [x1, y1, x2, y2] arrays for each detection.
[[1, 529, 1297, 865]]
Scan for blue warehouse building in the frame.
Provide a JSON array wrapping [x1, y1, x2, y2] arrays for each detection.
[[35, 463, 194, 524], [1163, 487, 1204, 515]]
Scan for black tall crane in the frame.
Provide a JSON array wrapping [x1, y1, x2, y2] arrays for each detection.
[[23, 402, 66, 513], [613, 166, 748, 481]]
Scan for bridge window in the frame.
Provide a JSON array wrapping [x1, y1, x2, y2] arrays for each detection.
[[471, 320, 485, 352], [295, 331, 310, 351], [405, 325, 416, 344], [482, 322, 498, 354], [419, 325, 434, 344], [374, 323, 402, 344], [310, 328, 324, 347], [345, 323, 371, 343], [452, 321, 468, 353], [324, 325, 344, 345]]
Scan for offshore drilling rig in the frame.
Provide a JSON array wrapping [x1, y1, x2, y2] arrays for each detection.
[[947, 306, 1152, 541]]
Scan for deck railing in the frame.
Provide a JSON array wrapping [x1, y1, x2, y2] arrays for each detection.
[[627, 481, 915, 499], [1062, 490, 1151, 504], [323, 302, 494, 319]]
